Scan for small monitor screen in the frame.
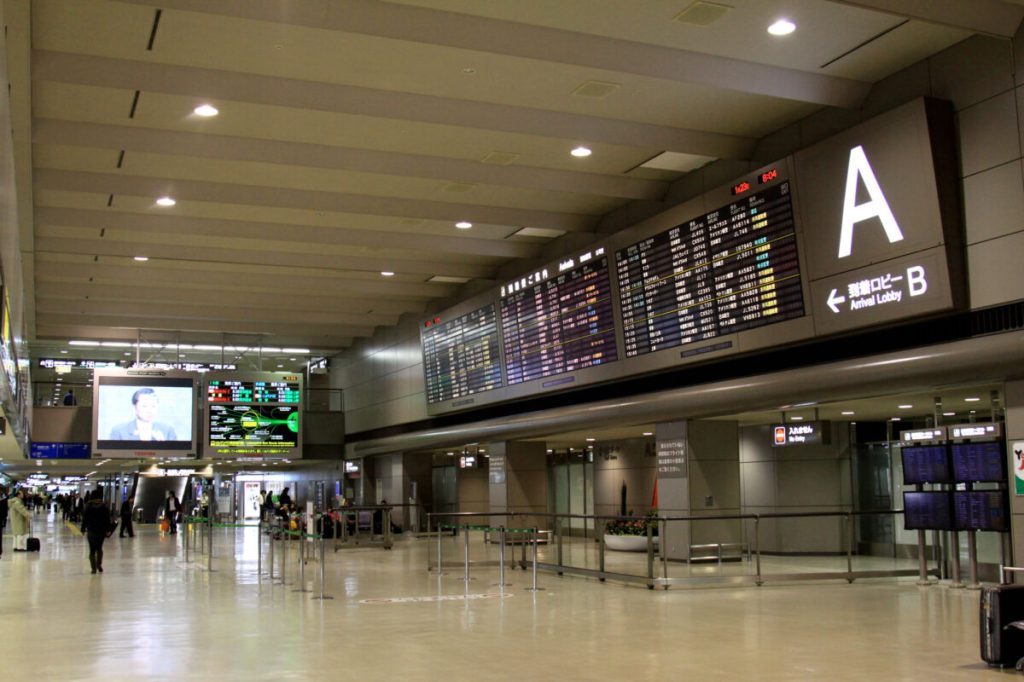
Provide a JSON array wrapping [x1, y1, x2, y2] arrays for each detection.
[[951, 442, 1006, 482], [94, 373, 196, 454], [953, 491, 1009, 532], [903, 491, 954, 531], [901, 445, 951, 485]]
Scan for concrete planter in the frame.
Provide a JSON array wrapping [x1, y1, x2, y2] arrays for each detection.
[[604, 534, 659, 552]]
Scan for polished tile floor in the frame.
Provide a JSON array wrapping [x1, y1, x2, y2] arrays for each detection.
[[0, 513, 1007, 681]]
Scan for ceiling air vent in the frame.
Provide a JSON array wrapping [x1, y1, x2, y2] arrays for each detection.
[[674, 1, 732, 26], [480, 151, 520, 165], [443, 182, 477, 193], [572, 81, 620, 99], [428, 275, 471, 284]]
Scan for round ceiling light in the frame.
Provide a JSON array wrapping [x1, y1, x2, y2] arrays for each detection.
[[768, 19, 796, 36], [570, 146, 592, 158], [156, 196, 176, 207], [380, 271, 395, 277], [193, 104, 219, 117], [455, 221, 472, 229]]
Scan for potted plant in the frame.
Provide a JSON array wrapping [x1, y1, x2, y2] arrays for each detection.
[[603, 510, 659, 551]]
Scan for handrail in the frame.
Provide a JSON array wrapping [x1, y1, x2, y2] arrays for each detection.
[[427, 508, 903, 523]]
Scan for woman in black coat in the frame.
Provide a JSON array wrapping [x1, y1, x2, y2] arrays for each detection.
[[81, 489, 113, 574]]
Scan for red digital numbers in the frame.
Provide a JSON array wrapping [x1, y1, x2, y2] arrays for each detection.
[[731, 181, 750, 196], [424, 316, 441, 328], [759, 168, 778, 184]]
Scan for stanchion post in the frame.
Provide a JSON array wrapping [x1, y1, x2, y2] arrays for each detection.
[[967, 530, 981, 589], [845, 513, 854, 582], [313, 533, 334, 600], [661, 518, 669, 590], [495, 526, 510, 588], [184, 516, 190, 564], [557, 517, 564, 575], [294, 532, 311, 593], [462, 525, 472, 582], [526, 528, 543, 592], [269, 521, 276, 583], [281, 527, 290, 585], [435, 521, 445, 575], [257, 519, 262, 581], [207, 517, 214, 573], [754, 516, 763, 587], [916, 529, 930, 585], [598, 523, 606, 580], [646, 520, 655, 589]]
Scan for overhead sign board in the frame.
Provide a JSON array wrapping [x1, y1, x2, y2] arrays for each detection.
[[949, 422, 1001, 440], [30, 442, 91, 459], [900, 427, 947, 443], [772, 421, 832, 447]]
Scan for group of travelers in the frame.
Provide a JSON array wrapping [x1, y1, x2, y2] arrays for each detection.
[[259, 487, 293, 520]]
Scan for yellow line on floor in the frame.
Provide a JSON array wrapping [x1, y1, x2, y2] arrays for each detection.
[[64, 520, 82, 537]]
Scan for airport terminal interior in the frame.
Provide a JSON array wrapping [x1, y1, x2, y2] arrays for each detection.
[[2, 0, 1024, 679]]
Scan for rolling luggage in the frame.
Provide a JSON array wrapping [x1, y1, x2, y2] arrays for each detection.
[[980, 584, 1024, 667], [25, 537, 40, 552]]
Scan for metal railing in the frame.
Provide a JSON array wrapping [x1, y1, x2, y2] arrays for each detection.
[[427, 509, 934, 590]]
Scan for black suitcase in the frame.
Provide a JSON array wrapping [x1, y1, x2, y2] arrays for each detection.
[[25, 537, 40, 552], [981, 584, 1024, 667]]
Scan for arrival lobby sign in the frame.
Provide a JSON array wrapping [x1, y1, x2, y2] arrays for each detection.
[[796, 98, 965, 336]]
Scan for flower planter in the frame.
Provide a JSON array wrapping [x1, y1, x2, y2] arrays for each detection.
[[604, 534, 659, 552]]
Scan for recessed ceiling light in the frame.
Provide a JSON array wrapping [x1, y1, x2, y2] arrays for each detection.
[[133, 256, 149, 262], [841, 411, 855, 416], [642, 432, 653, 436], [455, 221, 472, 229], [570, 146, 592, 158], [890, 417, 901, 422], [942, 411, 956, 416], [193, 104, 219, 117], [791, 416, 804, 421], [964, 397, 980, 402], [380, 271, 394, 277], [156, 196, 176, 207], [60, 350, 67, 354], [898, 404, 913, 409], [276, 364, 283, 368], [462, 67, 476, 74], [970, 410, 977, 414], [586, 438, 595, 442], [768, 19, 796, 36]]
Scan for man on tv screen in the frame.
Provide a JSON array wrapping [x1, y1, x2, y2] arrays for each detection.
[[109, 388, 178, 441]]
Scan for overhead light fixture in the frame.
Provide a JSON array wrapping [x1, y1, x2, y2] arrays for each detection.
[[964, 397, 980, 402], [380, 271, 395, 277], [890, 417, 902, 422], [790, 416, 804, 421], [642, 432, 653, 436], [60, 350, 68, 354], [156, 196, 176, 207], [455, 221, 472, 229], [898, 404, 913, 409], [767, 19, 796, 36], [942, 411, 956, 416], [276, 364, 283, 368], [570, 146, 592, 158], [193, 104, 219, 117], [134, 256, 149, 262], [841, 411, 855, 416], [586, 438, 595, 442]]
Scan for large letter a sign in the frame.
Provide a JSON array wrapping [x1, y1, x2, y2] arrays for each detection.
[[838, 145, 904, 258]]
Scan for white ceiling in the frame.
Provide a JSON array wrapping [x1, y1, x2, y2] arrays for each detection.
[[4, 0, 1018, 359]]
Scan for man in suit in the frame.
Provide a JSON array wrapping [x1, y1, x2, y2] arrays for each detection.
[[109, 387, 177, 441]]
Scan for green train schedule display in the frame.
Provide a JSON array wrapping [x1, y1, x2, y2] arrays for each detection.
[[204, 371, 303, 458]]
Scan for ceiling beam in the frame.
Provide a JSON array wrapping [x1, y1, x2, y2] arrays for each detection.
[[34, 206, 538, 260], [826, 0, 1024, 38], [34, 167, 595, 233], [33, 257, 460, 299], [34, 234, 496, 280], [34, 119, 668, 201], [120, 0, 869, 108], [35, 312, 378, 340], [33, 50, 754, 160]]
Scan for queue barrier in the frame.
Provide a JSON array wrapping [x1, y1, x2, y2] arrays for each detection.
[[329, 506, 394, 551], [428, 521, 543, 591]]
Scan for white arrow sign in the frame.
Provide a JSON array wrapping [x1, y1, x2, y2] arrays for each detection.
[[827, 288, 845, 313]]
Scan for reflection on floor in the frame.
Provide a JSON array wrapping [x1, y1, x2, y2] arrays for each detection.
[[0, 512, 1002, 680]]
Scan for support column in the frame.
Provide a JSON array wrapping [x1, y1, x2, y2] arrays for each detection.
[[1007, 381, 1024, 578], [488, 441, 548, 528]]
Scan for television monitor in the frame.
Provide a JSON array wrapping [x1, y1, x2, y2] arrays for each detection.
[[953, 490, 1009, 532], [901, 445, 951, 485], [92, 368, 198, 457], [950, 441, 1007, 483], [204, 371, 303, 458], [902, 491, 954, 531]]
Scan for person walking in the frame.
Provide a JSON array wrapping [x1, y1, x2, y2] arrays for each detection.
[[0, 485, 8, 556], [119, 495, 135, 538], [165, 490, 180, 535], [81, 489, 113, 573], [10, 489, 31, 552]]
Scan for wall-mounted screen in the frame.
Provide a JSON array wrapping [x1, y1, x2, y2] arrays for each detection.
[[901, 445, 951, 485], [92, 369, 198, 457], [204, 371, 302, 458], [616, 181, 804, 357], [421, 304, 502, 404], [500, 251, 617, 385], [953, 490, 1009, 532], [951, 442, 1006, 482], [903, 491, 954, 531]]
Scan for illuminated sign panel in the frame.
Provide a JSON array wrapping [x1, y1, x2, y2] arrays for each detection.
[[770, 421, 831, 447], [421, 304, 502, 404], [204, 372, 303, 458]]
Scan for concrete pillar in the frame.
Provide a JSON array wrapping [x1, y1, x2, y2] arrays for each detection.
[[488, 441, 548, 529], [1007, 381, 1024, 574]]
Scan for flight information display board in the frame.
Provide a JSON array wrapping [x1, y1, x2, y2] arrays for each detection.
[[903, 491, 954, 531], [207, 379, 301, 404], [953, 491, 1009, 532], [500, 254, 618, 385], [901, 445, 951, 485], [421, 304, 502, 404], [616, 182, 804, 357], [950, 442, 1006, 482]]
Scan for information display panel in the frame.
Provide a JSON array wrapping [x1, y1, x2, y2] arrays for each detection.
[[421, 304, 502, 404], [616, 182, 804, 358], [953, 491, 1009, 531], [951, 442, 1006, 483], [901, 445, 951, 485], [204, 371, 302, 458], [92, 368, 198, 457], [500, 252, 618, 385], [903, 491, 954, 531]]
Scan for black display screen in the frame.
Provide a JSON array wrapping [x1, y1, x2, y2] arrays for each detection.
[[953, 491, 1009, 532], [616, 181, 804, 357], [901, 445, 951, 485], [903, 491, 954, 531], [500, 256, 618, 385], [951, 442, 1006, 482], [421, 304, 503, 404]]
